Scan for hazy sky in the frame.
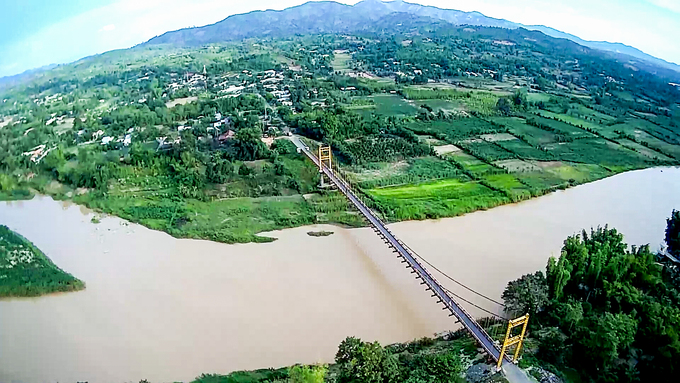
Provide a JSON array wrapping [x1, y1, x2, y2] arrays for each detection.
[[1, 0, 679, 77]]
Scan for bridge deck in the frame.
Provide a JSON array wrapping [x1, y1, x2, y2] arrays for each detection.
[[293, 139, 502, 362]]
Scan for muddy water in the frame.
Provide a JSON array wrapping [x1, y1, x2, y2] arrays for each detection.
[[1, 167, 679, 383]]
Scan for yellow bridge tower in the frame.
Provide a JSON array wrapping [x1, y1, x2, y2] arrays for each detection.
[[318, 145, 332, 187], [497, 314, 530, 370]]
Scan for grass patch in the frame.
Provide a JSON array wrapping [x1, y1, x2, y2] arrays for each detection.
[[306, 192, 365, 228], [482, 173, 531, 199], [355, 94, 419, 117], [0, 225, 85, 297], [367, 177, 509, 221], [349, 156, 462, 189]]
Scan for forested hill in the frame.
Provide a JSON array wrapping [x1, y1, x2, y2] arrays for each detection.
[[143, 0, 515, 47], [143, 0, 680, 76]]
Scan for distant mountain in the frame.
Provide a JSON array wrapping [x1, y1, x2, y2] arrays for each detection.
[[144, 0, 516, 47], [144, 0, 680, 74], [524, 25, 680, 74], [0, 63, 57, 91]]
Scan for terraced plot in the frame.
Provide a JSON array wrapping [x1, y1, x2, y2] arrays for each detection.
[[331, 51, 352, 73]]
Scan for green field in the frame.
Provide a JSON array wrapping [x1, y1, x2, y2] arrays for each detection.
[[448, 151, 498, 176], [354, 94, 419, 117], [536, 110, 613, 136], [367, 177, 509, 221], [491, 117, 558, 146], [413, 99, 461, 112], [331, 51, 352, 73], [616, 138, 675, 161], [494, 138, 554, 160], [347, 156, 462, 189], [0, 225, 85, 297], [545, 138, 653, 168], [407, 117, 505, 141], [529, 115, 595, 139], [526, 92, 552, 103]]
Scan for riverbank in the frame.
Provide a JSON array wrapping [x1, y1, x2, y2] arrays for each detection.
[[0, 225, 84, 298], [2, 166, 675, 246], [1, 167, 678, 382]]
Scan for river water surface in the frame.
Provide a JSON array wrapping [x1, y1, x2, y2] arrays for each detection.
[[1, 167, 679, 383]]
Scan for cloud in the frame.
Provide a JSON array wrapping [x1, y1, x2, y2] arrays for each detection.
[[646, 0, 680, 14], [0, 62, 18, 72], [98, 24, 116, 33]]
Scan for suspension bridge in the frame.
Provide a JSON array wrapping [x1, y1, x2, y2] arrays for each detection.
[[290, 137, 531, 378]]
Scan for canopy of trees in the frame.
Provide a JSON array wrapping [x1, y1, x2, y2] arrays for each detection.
[[503, 217, 680, 382]]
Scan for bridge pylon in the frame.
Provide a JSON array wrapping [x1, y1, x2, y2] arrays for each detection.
[[318, 145, 332, 187], [497, 314, 530, 370]]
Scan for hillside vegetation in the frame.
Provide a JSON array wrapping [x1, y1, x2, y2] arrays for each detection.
[[0, 225, 84, 297], [0, 9, 679, 244]]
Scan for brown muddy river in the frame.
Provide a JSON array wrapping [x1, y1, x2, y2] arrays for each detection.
[[1, 167, 679, 383]]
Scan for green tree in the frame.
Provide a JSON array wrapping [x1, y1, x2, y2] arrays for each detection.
[[496, 97, 512, 115], [502, 271, 549, 318], [289, 365, 327, 383], [233, 128, 270, 161], [335, 337, 396, 383], [666, 210, 680, 256], [512, 89, 528, 110], [207, 157, 234, 183]]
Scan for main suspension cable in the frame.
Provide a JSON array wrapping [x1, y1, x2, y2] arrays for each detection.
[[398, 240, 507, 308]]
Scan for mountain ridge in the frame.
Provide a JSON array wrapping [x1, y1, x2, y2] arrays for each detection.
[[143, 0, 680, 75]]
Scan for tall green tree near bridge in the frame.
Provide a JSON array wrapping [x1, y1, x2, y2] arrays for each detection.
[[503, 215, 680, 382]]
